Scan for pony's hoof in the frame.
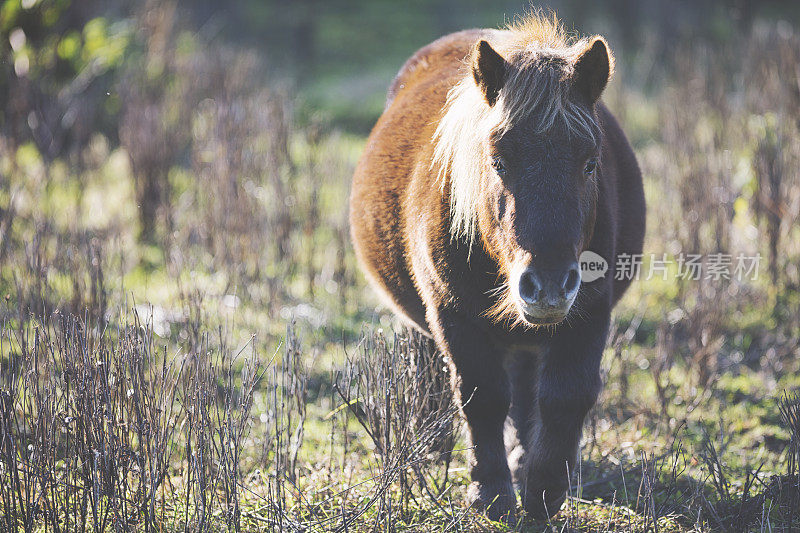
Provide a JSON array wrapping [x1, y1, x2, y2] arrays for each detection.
[[522, 487, 566, 519], [468, 481, 518, 524]]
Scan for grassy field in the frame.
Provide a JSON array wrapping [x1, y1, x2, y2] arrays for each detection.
[[2, 1, 800, 531]]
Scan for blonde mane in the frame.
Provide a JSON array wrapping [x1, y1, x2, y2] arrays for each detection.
[[431, 12, 606, 243]]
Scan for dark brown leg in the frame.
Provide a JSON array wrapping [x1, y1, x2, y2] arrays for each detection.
[[429, 309, 516, 522], [520, 308, 609, 519], [505, 349, 540, 485]]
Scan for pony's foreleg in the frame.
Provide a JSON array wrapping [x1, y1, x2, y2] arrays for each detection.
[[429, 308, 516, 522], [504, 349, 540, 484], [520, 307, 609, 519]]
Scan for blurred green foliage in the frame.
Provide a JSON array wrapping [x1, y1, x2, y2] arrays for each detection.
[[4, 0, 800, 141]]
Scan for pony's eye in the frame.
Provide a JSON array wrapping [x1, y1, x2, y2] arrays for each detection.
[[491, 157, 506, 175], [584, 159, 597, 175]]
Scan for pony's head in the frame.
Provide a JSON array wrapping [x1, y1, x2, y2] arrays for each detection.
[[432, 14, 613, 327]]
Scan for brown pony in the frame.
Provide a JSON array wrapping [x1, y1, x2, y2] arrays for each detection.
[[350, 13, 645, 521]]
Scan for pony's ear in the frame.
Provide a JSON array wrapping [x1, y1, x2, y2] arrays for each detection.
[[572, 37, 613, 103], [472, 40, 506, 106]]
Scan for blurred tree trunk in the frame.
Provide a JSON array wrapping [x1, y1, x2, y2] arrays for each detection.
[[119, 0, 184, 245], [608, 0, 642, 51], [291, 0, 317, 77]]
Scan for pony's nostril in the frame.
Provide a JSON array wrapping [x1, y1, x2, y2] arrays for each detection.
[[518, 270, 541, 303], [561, 265, 581, 296]]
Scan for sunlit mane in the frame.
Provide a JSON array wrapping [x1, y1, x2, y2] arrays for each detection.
[[431, 12, 606, 243]]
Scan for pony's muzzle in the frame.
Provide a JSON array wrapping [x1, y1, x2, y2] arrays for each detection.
[[516, 262, 581, 325]]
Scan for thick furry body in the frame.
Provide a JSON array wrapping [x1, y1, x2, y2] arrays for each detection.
[[350, 25, 645, 519]]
